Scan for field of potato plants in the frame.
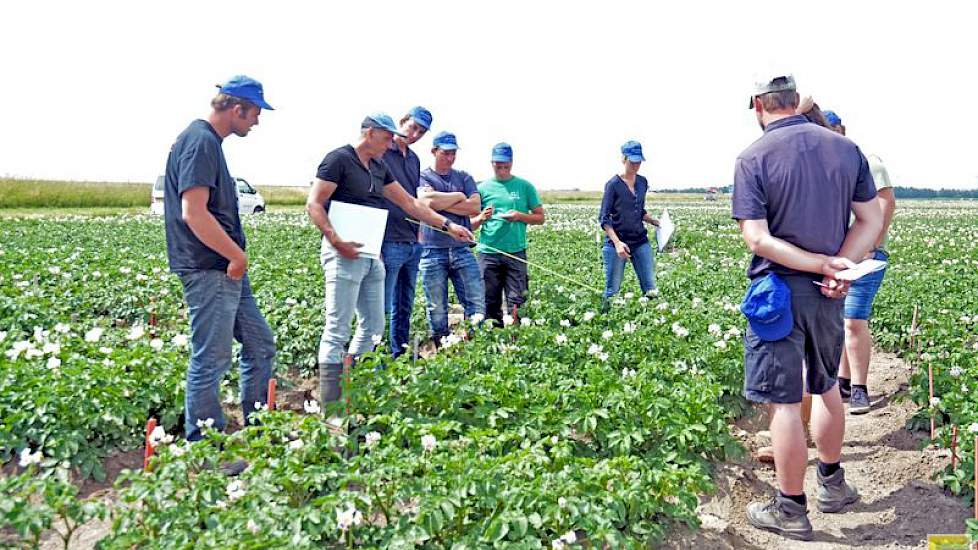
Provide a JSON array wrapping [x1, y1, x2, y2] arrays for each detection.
[[1, 199, 977, 548]]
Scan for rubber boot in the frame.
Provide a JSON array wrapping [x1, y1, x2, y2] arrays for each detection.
[[319, 362, 344, 403]]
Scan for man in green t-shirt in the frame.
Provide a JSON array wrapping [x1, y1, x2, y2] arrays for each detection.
[[471, 143, 545, 325]]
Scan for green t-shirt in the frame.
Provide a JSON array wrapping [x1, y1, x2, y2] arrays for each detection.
[[476, 176, 542, 254]]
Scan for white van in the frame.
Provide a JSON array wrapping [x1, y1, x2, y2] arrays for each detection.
[[150, 176, 266, 215]]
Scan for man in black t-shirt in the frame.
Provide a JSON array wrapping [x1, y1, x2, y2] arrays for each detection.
[[306, 113, 472, 404], [164, 75, 276, 443]]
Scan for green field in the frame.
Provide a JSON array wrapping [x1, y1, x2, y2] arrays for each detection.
[[0, 179, 309, 209]]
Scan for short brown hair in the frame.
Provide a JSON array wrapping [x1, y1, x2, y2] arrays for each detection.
[[211, 93, 257, 113], [758, 90, 800, 112]]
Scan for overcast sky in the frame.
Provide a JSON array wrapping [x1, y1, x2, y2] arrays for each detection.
[[1, 1, 975, 191]]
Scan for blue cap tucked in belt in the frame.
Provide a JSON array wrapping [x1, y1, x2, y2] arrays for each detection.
[[823, 110, 842, 126], [740, 273, 793, 341]]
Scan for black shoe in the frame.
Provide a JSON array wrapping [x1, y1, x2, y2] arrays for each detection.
[[219, 459, 249, 477], [849, 386, 871, 415]]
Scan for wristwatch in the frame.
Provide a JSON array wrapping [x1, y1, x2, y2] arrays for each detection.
[[441, 220, 452, 233]]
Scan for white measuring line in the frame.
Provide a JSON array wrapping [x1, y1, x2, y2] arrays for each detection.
[[404, 217, 603, 295]]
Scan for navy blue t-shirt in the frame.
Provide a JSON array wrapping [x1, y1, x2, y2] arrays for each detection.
[[732, 115, 877, 279], [164, 119, 245, 273], [598, 174, 649, 249], [381, 143, 422, 243], [419, 168, 478, 248]]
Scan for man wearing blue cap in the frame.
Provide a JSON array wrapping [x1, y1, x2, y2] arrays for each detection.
[[598, 140, 660, 304], [734, 73, 882, 540], [820, 111, 897, 415], [163, 75, 276, 444], [307, 115, 473, 403], [417, 132, 485, 344], [471, 143, 545, 325], [381, 107, 433, 358]]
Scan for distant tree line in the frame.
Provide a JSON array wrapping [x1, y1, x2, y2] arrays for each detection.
[[657, 186, 978, 199]]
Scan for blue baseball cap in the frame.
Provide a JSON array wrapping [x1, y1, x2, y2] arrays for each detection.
[[621, 141, 645, 162], [740, 273, 793, 342], [217, 75, 273, 110], [491, 142, 513, 163], [407, 106, 433, 130], [823, 110, 842, 126], [432, 131, 459, 150], [362, 112, 406, 137]]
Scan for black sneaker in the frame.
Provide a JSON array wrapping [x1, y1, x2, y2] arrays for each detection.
[[849, 387, 871, 415], [746, 495, 814, 541], [219, 459, 249, 477]]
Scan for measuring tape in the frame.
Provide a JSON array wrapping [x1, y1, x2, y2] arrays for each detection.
[[404, 217, 603, 295]]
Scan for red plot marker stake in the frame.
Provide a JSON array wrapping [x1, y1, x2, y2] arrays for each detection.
[[951, 425, 959, 470], [267, 378, 277, 411], [512, 304, 519, 324], [143, 417, 157, 471]]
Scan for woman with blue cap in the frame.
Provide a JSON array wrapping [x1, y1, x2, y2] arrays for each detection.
[[597, 141, 660, 305]]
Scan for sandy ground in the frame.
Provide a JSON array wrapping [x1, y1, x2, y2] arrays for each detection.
[[663, 349, 971, 549]]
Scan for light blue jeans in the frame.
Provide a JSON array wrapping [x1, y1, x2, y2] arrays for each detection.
[[602, 241, 656, 298], [420, 246, 485, 341], [177, 270, 276, 442], [318, 240, 386, 365]]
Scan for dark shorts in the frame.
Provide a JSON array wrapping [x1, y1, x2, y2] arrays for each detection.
[[743, 275, 845, 404], [844, 249, 889, 320]]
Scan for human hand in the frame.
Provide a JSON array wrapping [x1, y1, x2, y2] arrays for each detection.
[[331, 238, 363, 259], [227, 252, 248, 280], [818, 256, 856, 299], [500, 210, 521, 222], [480, 205, 494, 221], [447, 222, 474, 243], [615, 241, 631, 259]]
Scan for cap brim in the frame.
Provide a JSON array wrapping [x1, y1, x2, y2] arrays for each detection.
[[255, 98, 274, 111], [748, 96, 756, 109], [491, 156, 512, 163], [748, 309, 794, 342], [625, 155, 645, 162], [436, 144, 459, 150]]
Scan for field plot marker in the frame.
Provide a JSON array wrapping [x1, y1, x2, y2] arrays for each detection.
[[267, 378, 277, 411], [143, 418, 157, 471], [951, 425, 958, 470], [929, 364, 936, 440]]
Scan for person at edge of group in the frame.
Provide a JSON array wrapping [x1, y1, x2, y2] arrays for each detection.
[[470, 142, 545, 325], [822, 109, 897, 415], [597, 140, 659, 308], [381, 106, 433, 358], [416, 131, 486, 342], [733, 72, 882, 541], [306, 114, 473, 404], [163, 76, 277, 469]]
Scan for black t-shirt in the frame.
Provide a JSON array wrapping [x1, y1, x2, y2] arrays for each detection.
[[164, 119, 245, 273], [381, 144, 422, 243], [316, 145, 394, 212]]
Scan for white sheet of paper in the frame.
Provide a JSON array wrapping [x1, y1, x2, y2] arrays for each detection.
[[655, 208, 675, 252], [327, 201, 389, 259], [835, 259, 887, 281]]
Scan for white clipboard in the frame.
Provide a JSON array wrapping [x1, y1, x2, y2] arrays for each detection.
[[835, 259, 887, 282], [327, 201, 388, 259], [655, 208, 675, 252]]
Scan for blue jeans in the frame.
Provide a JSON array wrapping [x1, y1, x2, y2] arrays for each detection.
[[177, 271, 276, 442], [382, 241, 422, 358], [602, 241, 656, 298], [317, 240, 386, 365], [420, 246, 485, 340], [844, 249, 889, 320]]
